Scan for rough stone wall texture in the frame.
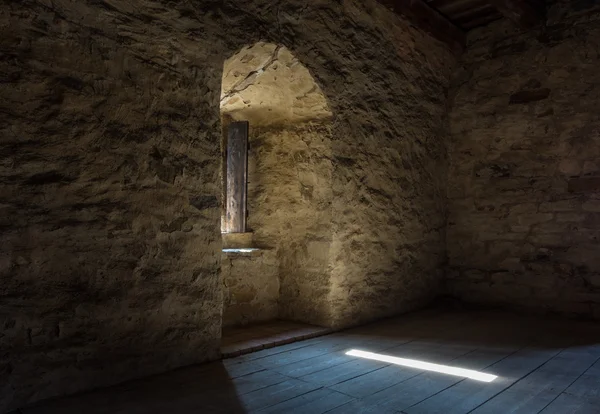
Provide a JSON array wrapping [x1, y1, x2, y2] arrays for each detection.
[[0, 2, 225, 412], [253, 123, 334, 325], [326, 9, 454, 327], [447, 0, 600, 318], [220, 42, 332, 127], [221, 250, 279, 327], [1, 0, 454, 411], [219, 44, 333, 327], [220, 123, 333, 327]]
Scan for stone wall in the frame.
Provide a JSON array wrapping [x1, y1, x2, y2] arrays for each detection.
[[327, 7, 454, 327], [221, 250, 279, 327], [1, 0, 455, 411], [256, 123, 334, 325], [0, 1, 226, 411], [447, 1, 600, 318]]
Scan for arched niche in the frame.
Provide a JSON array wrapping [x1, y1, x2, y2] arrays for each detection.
[[221, 42, 331, 126], [219, 42, 335, 327]]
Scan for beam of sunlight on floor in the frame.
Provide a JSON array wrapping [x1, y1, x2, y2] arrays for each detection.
[[346, 349, 497, 382]]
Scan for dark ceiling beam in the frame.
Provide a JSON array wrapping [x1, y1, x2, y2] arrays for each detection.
[[486, 0, 545, 28], [377, 0, 466, 54]]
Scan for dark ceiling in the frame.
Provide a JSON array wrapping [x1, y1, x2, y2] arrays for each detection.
[[424, 0, 546, 31], [378, 0, 545, 53], [424, 0, 504, 30]]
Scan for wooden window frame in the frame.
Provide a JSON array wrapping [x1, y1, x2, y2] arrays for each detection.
[[223, 121, 249, 233]]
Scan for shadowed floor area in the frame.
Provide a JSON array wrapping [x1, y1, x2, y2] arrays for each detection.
[[19, 308, 600, 413]]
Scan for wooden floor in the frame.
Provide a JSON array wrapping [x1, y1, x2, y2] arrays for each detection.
[[222, 321, 331, 358], [21, 308, 600, 414]]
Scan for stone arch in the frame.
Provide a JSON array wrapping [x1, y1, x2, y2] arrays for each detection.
[[219, 42, 335, 327], [220, 42, 332, 126]]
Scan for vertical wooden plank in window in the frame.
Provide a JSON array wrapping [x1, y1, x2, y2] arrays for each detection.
[[225, 121, 248, 233]]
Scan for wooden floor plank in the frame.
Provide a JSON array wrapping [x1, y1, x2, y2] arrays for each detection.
[[403, 347, 562, 414], [250, 312, 476, 377], [21, 308, 600, 414], [330, 340, 480, 398], [222, 360, 268, 379], [227, 370, 292, 395], [247, 335, 402, 371], [268, 334, 417, 378], [470, 346, 600, 414], [237, 379, 321, 412], [363, 344, 517, 412], [257, 388, 354, 414], [539, 393, 600, 414], [552, 357, 600, 401], [538, 355, 600, 414], [325, 399, 401, 414], [299, 358, 391, 387], [294, 314, 480, 389]]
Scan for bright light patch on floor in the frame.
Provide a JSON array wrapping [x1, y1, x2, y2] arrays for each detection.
[[222, 248, 259, 253], [346, 349, 497, 382]]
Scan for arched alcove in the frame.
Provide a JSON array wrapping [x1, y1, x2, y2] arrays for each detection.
[[219, 42, 334, 327], [220, 42, 331, 126]]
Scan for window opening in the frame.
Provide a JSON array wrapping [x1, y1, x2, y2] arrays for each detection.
[[223, 121, 249, 234]]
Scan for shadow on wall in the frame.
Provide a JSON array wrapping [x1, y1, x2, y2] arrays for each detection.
[[219, 42, 337, 327]]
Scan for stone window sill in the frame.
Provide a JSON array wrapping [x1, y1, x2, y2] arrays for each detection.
[[222, 232, 262, 256], [222, 247, 262, 257], [222, 247, 260, 253]]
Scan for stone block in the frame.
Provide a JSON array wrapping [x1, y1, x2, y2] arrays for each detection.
[[509, 88, 551, 104], [508, 203, 539, 215], [582, 200, 600, 212], [555, 212, 586, 222], [479, 231, 528, 241], [589, 274, 600, 288], [527, 233, 567, 247], [488, 241, 521, 258], [520, 273, 557, 290], [464, 269, 486, 280], [558, 159, 582, 176], [498, 257, 525, 272], [583, 213, 600, 228], [509, 225, 531, 233], [568, 177, 600, 193], [583, 161, 599, 175], [539, 199, 579, 212], [517, 213, 554, 226], [535, 221, 577, 233], [561, 245, 600, 272], [491, 271, 516, 284]]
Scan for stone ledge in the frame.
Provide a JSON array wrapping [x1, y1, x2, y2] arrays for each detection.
[[222, 247, 262, 257], [222, 232, 256, 250], [221, 326, 333, 358]]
